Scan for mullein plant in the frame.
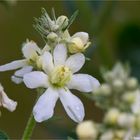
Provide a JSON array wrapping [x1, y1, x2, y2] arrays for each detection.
[[76, 63, 140, 140], [0, 9, 100, 139]]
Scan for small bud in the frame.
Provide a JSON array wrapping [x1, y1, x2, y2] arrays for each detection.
[[114, 130, 126, 139], [76, 121, 98, 140], [47, 32, 58, 42], [56, 15, 69, 29], [112, 79, 124, 93], [122, 91, 135, 104], [126, 77, 138, 90], [100, 130, 114, 140], [104, 108, 120, 125], [117, 113, 135, 128], [100, 84, 111, 96], [68, 37, 84, 53]]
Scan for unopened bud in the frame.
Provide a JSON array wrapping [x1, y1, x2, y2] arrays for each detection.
[[112, 79, 124, 93], [100, 130, 114, 140], [47, 32, 58, 42], [104, 108, 120, 125], [122, 91, 135, 104], [100, 84, 111, 96], [117, 113, 135, 128], [68, 37, 84, 53], [126, 77, 138, 90], [56, 15, 69, 29], [76, 121, 98, 140]]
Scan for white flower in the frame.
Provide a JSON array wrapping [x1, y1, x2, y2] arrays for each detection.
[[23, 44, 100, 123], [0, 40, 41, 84], [0, 84, 17, 112]]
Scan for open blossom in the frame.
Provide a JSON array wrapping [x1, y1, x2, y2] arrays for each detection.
[[0, 84, 17, 112], [23, 44, 100, 123], [0, 40, 42, 84]]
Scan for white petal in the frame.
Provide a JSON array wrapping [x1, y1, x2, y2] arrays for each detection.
[[72, 32, 89, 45], [40, 52, 54, 74], [0, 59, 27, 71], [65, 53, 85, 73], [67, 74, 100, 92], [23, 71, 48, 89], [33, 88, 59, 122], [14, 66, 33, 77], [11, 75, 23, 84], [22, 41, 41, 58], [59, 88, 85, 122], [53, 44, 67, 66], [0, 85, 17, 112]]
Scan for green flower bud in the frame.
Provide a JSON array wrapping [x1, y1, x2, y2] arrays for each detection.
[[47, 32, 58, 42], [56, 15, 69, 29]]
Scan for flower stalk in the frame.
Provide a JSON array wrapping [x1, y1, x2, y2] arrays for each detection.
[[21, 113, 36, 140]]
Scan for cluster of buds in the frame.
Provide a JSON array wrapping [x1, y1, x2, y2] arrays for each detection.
[[76, 63, 140, 140], [34, 9, 91, 53]]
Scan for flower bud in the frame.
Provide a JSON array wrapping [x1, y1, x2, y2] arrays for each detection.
[[126, 77, 138, 90], [117, 113, 135, 128], [104, 108, 120, 125], [68, 37, 84, 53], [100, 130, 114, 140], [112, 79, 124, 93], [100, 84, 111, 96], [122, 91, 135, 104], [114, 130, 126, 139], [76, 121, 98, 140], [56, 15, 69, 29], [47, 32, 58, 42]]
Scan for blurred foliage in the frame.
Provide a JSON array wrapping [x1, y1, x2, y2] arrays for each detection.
[[0, 0, 140, 139], [0, 130, 9, 140]]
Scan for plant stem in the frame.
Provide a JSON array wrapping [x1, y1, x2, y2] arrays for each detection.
[[21, 112, 36, 140]]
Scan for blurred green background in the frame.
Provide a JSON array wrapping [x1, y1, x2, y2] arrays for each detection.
[[0, 0, 140, 139]]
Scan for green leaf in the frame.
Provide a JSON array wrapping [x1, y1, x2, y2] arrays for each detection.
[[0, 131, 9, 140], [67, 136, 75, 140], [63, 10, 79, 31]]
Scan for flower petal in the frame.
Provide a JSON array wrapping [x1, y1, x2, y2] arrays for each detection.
[[40, 52, 54, 74], [0, 59, 27, 71], [23, 71, 48, 89], [59, 88, 85, 122], [33, 88, 59, 122], [22, 41, 41, 58], [53, 44, 67, 66], [67, 74, 100, 92], [72, 32, 89, 45], [14, 66, 33, 77], [65, 53, 85, 73], [11, 76, 23, 84], [0, 84, 17, 112]]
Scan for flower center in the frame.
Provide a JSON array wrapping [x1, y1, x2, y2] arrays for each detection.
[[50, 65, 72, 88]]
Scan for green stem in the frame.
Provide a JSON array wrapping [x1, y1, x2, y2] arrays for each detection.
[[21, 112, 36, 140]]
